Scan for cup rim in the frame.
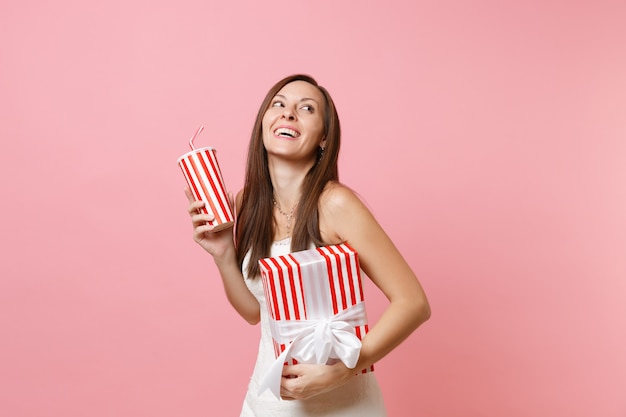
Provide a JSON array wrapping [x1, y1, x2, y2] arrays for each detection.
[[177, 146, 217, 163]]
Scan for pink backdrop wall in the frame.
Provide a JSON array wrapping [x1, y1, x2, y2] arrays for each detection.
[[2, 1, 625, 416]]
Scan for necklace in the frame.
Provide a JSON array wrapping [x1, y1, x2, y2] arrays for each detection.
[[273, 197, 297, 237]]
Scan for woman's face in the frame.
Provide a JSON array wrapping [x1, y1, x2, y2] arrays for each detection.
[[262, 80, 326, 164]]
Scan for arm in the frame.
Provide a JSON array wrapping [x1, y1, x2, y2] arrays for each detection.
[[326, 185, 431, 370], [280, 183, 430, 399], [185, 187, 260, 324]]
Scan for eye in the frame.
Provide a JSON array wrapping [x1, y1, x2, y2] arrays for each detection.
[[300, 104, 314, 113], [271, 100, 284, 108]]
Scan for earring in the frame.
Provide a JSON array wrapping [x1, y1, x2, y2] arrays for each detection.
[[318, 146, 325, 160]]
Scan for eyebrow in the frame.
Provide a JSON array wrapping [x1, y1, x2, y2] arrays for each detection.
[[274, 94, 319, 104]]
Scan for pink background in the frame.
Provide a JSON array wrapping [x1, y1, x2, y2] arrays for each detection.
[[2, 1, 625, 416]]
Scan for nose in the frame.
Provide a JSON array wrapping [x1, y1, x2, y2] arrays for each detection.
[[282, 107, 296, 121]]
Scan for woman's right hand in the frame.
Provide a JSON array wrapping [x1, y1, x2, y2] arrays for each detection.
[[184, 187, 235, 260]]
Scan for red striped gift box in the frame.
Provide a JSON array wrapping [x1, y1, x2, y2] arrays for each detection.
[[178, 147, 234, 231], [258, 244, 374, 398]]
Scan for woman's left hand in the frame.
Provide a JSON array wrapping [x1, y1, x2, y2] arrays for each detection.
[[279, 362, 354, 400]]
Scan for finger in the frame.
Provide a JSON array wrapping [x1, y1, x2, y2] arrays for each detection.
[[191, 213, 215, 227], [280, 382, 295, 401], [281, 365, 301, 376], [184, 189, 213, 218], [187, 200, 206, 215], [183, 186, 197, 204], [227, 191, 235, 212], [193, 224, 217, 239], [280, 377, 305, 401]]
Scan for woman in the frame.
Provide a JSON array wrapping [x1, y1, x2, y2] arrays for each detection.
[[185, 74, 430, 416]]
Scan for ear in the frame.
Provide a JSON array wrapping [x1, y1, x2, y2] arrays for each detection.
[[320, 137, 327, 149]]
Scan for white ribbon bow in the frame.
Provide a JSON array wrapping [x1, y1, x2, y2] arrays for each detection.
[[258, 301, 367, 399]]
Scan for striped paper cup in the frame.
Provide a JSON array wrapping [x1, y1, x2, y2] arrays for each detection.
[[178, 147, 234, 231]]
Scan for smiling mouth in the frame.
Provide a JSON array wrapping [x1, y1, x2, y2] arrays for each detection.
[[274, 127, 300, 138]]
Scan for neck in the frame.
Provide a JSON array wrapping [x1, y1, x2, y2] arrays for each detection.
[[267, 156, 313, 207]]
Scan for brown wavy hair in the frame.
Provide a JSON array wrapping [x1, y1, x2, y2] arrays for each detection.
[[235, 74, 341, 278]]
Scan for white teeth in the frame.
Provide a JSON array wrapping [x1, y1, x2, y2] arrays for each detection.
[[275, 128, 299, 138]]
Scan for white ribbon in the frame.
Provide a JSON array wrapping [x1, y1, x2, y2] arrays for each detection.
[[258, 301, 367, 399]]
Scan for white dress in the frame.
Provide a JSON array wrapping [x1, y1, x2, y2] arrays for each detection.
[[240, 238, 387, 417]]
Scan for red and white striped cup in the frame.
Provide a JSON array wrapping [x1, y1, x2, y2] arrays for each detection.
[[178, 128, 234, 231]]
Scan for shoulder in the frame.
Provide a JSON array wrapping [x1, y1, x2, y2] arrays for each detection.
[[320, 181, 364, 211], [319, 181, 376, 243]]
